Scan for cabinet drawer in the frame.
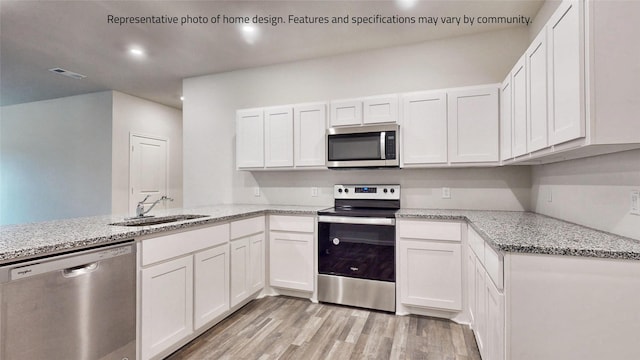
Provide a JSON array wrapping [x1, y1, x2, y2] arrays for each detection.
[[468, 227, 485, 264], [398, 220, 461, 242], [142, 223, 230, 266], [269, 215, 314, 233], [484, 243, 504, 290], [230, 216, 265, 239]]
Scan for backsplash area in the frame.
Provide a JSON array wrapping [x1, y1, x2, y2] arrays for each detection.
[[531, 149, 640, 240], [234, 166, 532, 211]]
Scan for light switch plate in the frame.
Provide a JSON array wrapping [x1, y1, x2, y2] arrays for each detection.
[[631, 190, 640, 215], [311, 187, 318, 197], [253, 187, 260, 197], [547, 187, 553, 203], [442, 187, 451, 199]]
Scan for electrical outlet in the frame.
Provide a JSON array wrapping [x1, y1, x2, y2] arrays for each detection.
[[442, 187, 451, 199], [311, 187, 318, 197], [631, 190, 640, 215], [253, 187, 260, 197]]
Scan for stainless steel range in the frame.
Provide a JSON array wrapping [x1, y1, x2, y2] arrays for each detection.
[[317, 184, 400, 312]]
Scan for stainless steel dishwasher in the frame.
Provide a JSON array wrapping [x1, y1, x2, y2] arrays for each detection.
[[0, 241, 136, 360]]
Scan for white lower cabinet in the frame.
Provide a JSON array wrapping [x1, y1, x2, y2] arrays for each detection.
[[486, 274, 505, 360], [230, 216, 265, 307], [397, 220, 463, 311], [141, 256, 194, 360], [268, 215, 315, 292], [139, 223, 230, 360], [473, 258, 487, 358], [468, 227, 505, 360], [194, 244, 229, 330]]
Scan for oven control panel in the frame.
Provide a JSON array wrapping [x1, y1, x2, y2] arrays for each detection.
[[334, 184, 400, 200]]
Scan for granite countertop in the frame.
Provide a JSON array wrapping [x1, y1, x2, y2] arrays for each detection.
[[396, 209, 640, 260], [1, 205, 639, 265], [0, 204, 324, 264]]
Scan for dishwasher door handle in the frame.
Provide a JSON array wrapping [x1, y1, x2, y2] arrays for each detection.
[[62, 262, 98, 278]]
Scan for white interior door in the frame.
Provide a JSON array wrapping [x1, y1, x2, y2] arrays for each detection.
[[130, 134, 168, 216]]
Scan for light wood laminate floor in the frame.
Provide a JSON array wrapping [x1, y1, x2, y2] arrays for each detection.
[[167, 296, 481, 360]]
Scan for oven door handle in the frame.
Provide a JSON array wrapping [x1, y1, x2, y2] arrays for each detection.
[[318, 216, 395, 226]]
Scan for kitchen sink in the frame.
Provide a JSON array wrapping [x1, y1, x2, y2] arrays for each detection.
[[109, 214, 209, 227]]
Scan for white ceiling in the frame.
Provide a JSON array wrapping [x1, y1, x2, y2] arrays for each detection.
[[0, 0, 544, 109]]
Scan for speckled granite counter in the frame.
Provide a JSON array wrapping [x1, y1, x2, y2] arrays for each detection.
[[396, 209, 640, 260], [0, 204, 323, 264], [2, 205, 639, 265]]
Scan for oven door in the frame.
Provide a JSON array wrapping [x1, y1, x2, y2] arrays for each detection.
[[318, 216, 395, 282]]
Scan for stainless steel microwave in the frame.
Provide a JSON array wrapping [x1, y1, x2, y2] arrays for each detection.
[[326, 124, 399, 168]]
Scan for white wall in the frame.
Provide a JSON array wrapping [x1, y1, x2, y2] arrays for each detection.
[[0, 92, 113, 225], [111, 91, 183, 216], [531, 149, 640, 240], [183, 27, 532, 210]]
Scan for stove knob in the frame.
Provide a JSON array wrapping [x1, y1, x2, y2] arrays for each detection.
[[383, 188, 388, 193], [390, 188, 395, 194], [332, 238, 340, 245], [338, 188, 343, 193], [344, 188, 349, 193]]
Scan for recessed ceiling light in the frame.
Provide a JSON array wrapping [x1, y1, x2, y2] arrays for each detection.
[[396, 0, 418, 10], [240, 25, 259, 44], [129, 47, 145, 57], [180, 96, 184, 101]]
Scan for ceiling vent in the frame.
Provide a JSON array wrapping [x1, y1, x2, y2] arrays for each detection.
[[48, 67, 87, 80]]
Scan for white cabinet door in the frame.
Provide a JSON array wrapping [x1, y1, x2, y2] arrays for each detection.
[[269, 231, 314, 291], [466, 246, 477, 325], [294, 103, 326, 167], [236, 109, 264, 169], [500, 76, 513, 161], [230, 237, 249, 307], [486, 273, 505, 360], [548, 0, 585, 145], [194, 244, 229, 330], [264, 106, 293, 168], [249, 233, 265, 293], [400, 91, 448, 165], [363, 94, 398, 124], [330, 99, 362, 127], [512, 56, 528, 157], [141, 256, 193, 360], [399, 239, 462, 310], [448, 86, 499, 163], [526, 30, 549, 152], [474, 259, 487, 359]]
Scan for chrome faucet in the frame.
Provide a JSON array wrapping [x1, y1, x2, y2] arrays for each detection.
[[136, 195, 174, 217]]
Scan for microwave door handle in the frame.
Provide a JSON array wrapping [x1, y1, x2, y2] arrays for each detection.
[[380, 131, 386, 160]]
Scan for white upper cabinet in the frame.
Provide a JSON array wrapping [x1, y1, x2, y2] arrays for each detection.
[[264, 106, 294, 168], [294, 103, 326, 168], [526, 30, 549, 152], [503, 0, 640, 164], [236, 109, 264, 169], [548, 0, 584, 146], [329, 95, 398, 127], [363, 94, 399, 124], [400, 91, 448, 166], [500, 76, 513, 161], [329, 99, 362, 127], [511, 56, 527, 158], [448, 86, 499, 163]]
